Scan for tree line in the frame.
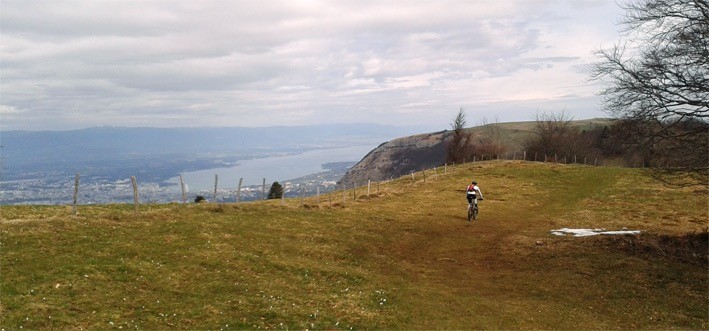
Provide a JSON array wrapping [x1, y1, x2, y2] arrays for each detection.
[[448, 0, 707, 185]]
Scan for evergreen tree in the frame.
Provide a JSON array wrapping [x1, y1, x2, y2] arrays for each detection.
[[267, 182, 284, 199], [446, 107, 473, 164]]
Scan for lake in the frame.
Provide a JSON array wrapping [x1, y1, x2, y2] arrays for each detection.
[[167, 145, 376, 190]]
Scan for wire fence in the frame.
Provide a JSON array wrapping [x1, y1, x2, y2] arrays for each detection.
[[65, 151, 610, 215]]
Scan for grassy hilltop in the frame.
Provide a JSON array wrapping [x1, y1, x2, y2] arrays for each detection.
[[1, 161, 707, 329]]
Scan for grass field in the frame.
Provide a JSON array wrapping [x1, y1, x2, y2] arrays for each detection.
[[1, 161, 707, 330]]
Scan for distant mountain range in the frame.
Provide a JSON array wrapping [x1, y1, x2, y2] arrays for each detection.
[[0, 124, 426, 182]]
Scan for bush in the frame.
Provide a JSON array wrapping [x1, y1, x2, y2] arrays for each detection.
[[523, 112, 601, 162], [267, 182, 284, 199]]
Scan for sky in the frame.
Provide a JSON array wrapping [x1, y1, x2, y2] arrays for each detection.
[[0, 0, 627, 131]]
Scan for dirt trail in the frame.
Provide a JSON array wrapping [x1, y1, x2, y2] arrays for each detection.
[[353, 167, 627, 327]]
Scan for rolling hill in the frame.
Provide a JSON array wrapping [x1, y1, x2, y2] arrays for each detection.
[[1, 160, 706, 329], [337, 118, 613, 189]]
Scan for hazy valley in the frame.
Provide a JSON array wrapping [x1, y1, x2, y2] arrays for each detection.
[[0, 124, 425, 204]]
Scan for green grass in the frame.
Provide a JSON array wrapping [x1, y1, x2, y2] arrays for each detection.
[[1, 161, 707, 330]]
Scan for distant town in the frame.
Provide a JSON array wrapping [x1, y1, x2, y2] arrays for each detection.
[[0, 124, 422, 206]]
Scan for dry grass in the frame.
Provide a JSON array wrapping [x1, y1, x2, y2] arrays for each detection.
[[1, 161, 706, 330]]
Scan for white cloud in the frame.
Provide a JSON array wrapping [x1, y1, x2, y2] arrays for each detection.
[[0, 105, 22, 114], [0, 0, 627, 130]]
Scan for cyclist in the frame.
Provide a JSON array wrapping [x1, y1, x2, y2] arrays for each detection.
[[466, 180, 484, 212]]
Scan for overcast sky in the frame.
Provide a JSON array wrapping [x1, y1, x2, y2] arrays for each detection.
[[1, 0, 626, 131]]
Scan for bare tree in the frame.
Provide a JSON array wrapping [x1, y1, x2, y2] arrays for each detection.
[[524, 112, 600, 162], [591, 0, 708, 182], [525, 112, 571, 159], [473, 117, 507, 159]]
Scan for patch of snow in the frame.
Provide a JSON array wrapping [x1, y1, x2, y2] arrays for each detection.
[[551, 228, 641, 237]]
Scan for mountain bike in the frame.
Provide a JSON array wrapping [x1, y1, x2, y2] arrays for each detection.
[[467, 198, 482, 222]]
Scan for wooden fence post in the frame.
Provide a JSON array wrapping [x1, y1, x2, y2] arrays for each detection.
[[73, 173, 80, 216], [367, 180, 371, 197], [444, 163, 447, 174], [131, 176, 139, 214], [236, 178, 243, 203], [422, 170, 426, 183], [179, 175, 187, 204], [523, 151, 527, 161], [213, 174, 218, 201], [353, 184, 357, 201]]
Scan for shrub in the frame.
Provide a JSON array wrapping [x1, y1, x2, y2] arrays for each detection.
[[267, 182, 284, 199]]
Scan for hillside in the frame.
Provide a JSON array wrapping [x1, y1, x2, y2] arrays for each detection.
[[337, 130, 450, 189], [337, 118, 612, 188], [1, 161, 707, 329]]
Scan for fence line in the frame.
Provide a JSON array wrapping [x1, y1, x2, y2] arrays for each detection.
[[68, 152, 613, 213]]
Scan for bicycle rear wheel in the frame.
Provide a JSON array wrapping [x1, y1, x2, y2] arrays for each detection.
[[472, 205, 478, 220]]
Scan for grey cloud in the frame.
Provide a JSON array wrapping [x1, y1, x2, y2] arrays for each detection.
[[0, 0, 621, 130], [0, 1, 179, 38]]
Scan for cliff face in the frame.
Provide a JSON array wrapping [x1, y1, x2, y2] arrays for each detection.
[[337, 130, 451, 188]]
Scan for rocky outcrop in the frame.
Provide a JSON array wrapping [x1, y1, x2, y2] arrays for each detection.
[[337, 130, 451, 188]]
